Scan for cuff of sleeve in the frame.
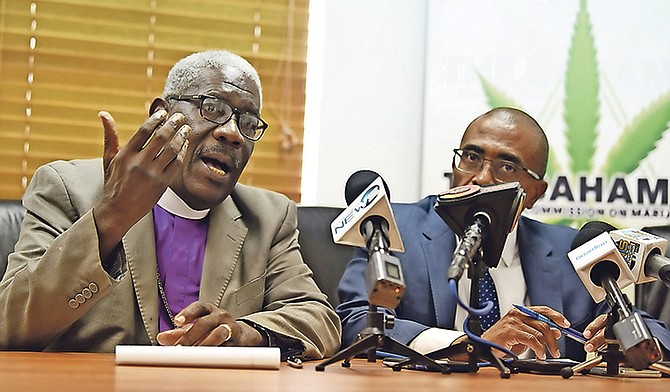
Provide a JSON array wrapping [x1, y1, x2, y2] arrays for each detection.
[[408, 328, 466, 354], [240, 320, 305, 360], [102, 244, 124, 280]]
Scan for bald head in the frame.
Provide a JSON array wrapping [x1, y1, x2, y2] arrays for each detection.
[[464, 107, 549, 177]]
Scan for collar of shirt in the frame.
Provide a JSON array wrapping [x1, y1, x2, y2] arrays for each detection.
[[499, 222, 519, 268], [157, 187, 210, 220]]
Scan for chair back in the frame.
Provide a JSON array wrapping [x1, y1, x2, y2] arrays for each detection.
[[297, 206, 353, 307], [0, 200, 26, 278]]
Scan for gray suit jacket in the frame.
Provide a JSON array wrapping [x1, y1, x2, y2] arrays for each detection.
[[0, 159, 341, 359]]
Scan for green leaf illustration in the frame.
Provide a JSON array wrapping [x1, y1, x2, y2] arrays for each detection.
[[564, 0, 600, 175], [602, 92, 670, 177], [476, 72, 559, 178], [473, 0, 670, 227], [477, 72, 522, 109]]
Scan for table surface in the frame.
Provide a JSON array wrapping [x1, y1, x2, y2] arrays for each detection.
[[0, 351, 667, 392]]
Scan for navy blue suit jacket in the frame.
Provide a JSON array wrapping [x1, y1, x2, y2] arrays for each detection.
[[337, 195, 670, 361]]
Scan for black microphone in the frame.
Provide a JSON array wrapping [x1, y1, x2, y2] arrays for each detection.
[[568, 221, 662, 370], [609, 228, 670, 287], [434, 182, 525, 280], [331, 170, 405, 309]]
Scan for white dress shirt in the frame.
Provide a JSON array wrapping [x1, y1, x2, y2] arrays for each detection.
[[409, 223, 528, 354]]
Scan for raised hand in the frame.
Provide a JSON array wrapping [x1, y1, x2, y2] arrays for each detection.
[[93, 110, 191, 260]]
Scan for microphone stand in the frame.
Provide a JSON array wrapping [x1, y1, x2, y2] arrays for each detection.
[[420, 252, 511, 378], [560, 279, 670, 378], [316, 220, 450, 373], [315, 303, 450, 373]]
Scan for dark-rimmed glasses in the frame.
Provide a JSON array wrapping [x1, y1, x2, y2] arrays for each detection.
[[166, 94, 268, 141], [452, 148, 543, 183]]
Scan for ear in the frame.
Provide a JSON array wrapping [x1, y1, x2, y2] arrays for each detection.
[[524, 179, 548, 209], [149, 97, 168, 116]]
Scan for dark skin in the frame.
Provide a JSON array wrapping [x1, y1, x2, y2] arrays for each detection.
[[450, 109, 607, 359], [93, 65, 265, 348]]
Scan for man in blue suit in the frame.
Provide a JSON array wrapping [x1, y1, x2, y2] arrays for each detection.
[[337, 107, 670, 361]]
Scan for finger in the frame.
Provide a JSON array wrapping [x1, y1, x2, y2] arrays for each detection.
[[583, 314, 608, 338], [140, 112, 185, 158], [98, 111, 120, 173], [585, 328, 606, 352], [156, 325, 190, 346], [196, 323, 234, 346], [504, 312, 559, 359], [125, 109, 169, 152], [176, 317, 219, 346], [173, 301, 212, 327], [154, 124, 191, 168], [519, 329, 548, 360], [176, 138, 189, 164], [176, 312, 236, 347], [529, 322, 561, 358], [527, 305, 572, 328]]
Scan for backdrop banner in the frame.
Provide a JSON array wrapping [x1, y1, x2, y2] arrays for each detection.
[[422, 0, 670, 229]]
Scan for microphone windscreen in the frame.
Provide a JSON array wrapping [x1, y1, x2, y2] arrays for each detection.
[[571, 221, 618, 250], [344, 170, 391, 205]]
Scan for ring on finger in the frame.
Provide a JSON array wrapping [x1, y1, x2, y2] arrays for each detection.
[[220, 323, 233, 343]]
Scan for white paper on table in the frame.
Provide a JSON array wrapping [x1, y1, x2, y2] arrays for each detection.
[[115, 345, 281, 370]]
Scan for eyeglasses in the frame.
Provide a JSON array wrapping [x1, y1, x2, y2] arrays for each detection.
[[166, 94, 268, 141], [452, 148, 543, 183]]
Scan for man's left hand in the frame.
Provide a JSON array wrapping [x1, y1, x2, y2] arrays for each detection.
[[583, 313, 608, 353], [156, 301, 265, 347]]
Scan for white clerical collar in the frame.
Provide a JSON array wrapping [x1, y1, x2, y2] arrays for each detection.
[[156, 187, 210, 220]]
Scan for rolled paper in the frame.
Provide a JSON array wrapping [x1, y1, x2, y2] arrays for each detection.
[[115, 345, 281, 370]]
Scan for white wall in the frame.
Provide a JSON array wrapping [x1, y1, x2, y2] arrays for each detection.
[[302, 0, 428, 207], [303, 1, 670, 230]]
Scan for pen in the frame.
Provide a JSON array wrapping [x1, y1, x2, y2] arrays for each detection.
[[512, 304, 587, 344]]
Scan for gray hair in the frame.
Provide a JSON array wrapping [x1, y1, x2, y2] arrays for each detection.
[[162, 50, 262, 106]]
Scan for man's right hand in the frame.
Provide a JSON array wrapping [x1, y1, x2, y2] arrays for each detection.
[[93, 110, 191, 261], [481, 305, 566, 360]]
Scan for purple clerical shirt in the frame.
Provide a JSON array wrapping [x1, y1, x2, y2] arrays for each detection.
[[153, 205, 209, 332]]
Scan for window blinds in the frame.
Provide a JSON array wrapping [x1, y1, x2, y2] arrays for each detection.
[[0, 0, 308, 201]]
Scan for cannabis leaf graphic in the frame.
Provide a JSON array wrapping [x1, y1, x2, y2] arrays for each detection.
[[477, 0, 670, 181]]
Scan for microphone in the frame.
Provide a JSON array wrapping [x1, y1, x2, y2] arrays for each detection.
[[609, 228, 670, 287], [434, 182, 525, 280], [567, 221, 636, 303], [568, 221, 662, 370], [331, 170, 405, 309]]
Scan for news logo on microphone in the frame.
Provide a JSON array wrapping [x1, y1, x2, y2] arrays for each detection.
[[610, 228, 668, 284], [567, 231, 636, 303], [331, 176, 404, 252]]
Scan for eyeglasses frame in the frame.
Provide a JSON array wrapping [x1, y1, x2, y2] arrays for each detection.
[[452, 148, 543, 182], [166, 94, 268, 141]]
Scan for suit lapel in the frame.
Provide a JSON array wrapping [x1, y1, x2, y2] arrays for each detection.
[[199, 197, 247, 307], [518, 218, 565, 314], [422, 211, 458, 328], [123, 212, 159, 344]]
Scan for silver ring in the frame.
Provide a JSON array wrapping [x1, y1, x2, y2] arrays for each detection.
[[220, 323, 233, 343]]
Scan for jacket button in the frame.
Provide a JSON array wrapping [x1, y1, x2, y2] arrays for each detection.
[[75, 293, 85, 303], [89, 282, 99, 293], [82, 288, 92, 298], [69, 299, 79, 309]]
